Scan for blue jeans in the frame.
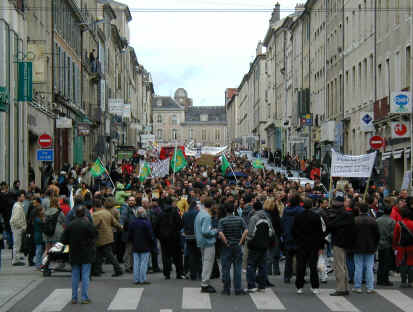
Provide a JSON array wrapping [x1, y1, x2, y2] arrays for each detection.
[[72, 264, 91, 301], [346, 253, 355, 281], [221, 245, 243, 291], [4, 231, 13, 248], [133, 252, 150, 283], [35, 244, 44, 268], [354, 253, 375, 290], [246, 249, 267, 289]]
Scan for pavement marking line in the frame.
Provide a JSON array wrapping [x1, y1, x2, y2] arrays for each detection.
[[376, 289, 413, 312], [249, 288, 286, 310], [160, 310, 173, 312], [182, 288, 211, 310], [108, 288, 144, 311], [316, 289, 359, 312], [32, 289, 72, 312]]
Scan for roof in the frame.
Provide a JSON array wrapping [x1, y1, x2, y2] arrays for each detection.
[[152, 96, 184, 110], [183, 106, 226, 124]]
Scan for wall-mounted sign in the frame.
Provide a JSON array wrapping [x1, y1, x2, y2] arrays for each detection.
[[391, 92, 412, 114], [37, 149, 54, 162], [27, 42, 46, 83], [78, 123, 90, 136], [108, 98, 124, 116], [0, 86, 9, 112], [17, 62, 33, 102], [391, 121, 410, 138], [56, 117, 73, 129], [360, 112, 375, 132]]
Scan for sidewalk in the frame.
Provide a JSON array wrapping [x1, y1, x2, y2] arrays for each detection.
[[0, 249, 44, 312]]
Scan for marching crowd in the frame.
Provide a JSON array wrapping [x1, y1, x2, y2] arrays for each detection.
[[0, 152, 413, 304]]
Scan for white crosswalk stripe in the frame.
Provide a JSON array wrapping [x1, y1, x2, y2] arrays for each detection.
[[107, 288, 144, 310], [182, 287, 212, 310], [376, 289, 413, 312], [316, 289, 359, 312], [32, 289, 71, 312], [25, 287, 413, 312], [249, 288, 286, 310]]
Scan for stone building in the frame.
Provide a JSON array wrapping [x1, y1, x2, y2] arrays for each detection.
[[152, 89, 227, 146]]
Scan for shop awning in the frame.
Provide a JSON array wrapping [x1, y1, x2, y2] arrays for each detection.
[[393, 149, 404, 159], [382, 152, 392, 160]]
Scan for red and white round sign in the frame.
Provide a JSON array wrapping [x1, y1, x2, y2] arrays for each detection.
[[38, 134, 52, 148], [369, 136, 385, 150]]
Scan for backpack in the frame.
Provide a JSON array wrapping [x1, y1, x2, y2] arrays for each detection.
[[248, 218, 273, 250], [399, 221, 413, 247], [43, 211, 60, 236]]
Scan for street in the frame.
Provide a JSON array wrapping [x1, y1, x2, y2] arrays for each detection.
[[1, 246, 413, 312]]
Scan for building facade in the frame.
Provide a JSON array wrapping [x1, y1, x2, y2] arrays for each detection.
[[153, 89, 227, 146], [228, 0, 412, 189]]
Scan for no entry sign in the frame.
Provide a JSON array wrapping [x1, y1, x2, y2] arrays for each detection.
[[38, 133, 52, 148], [369, 136, 384, 150]]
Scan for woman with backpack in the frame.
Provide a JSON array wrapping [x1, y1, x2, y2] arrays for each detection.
[[44, 196, 65, 253]]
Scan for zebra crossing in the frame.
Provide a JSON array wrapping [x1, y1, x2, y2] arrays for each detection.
[[28, 286, 413, 312]]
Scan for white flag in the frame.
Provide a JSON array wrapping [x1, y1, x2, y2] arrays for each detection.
[[151, 159, 170, 178]]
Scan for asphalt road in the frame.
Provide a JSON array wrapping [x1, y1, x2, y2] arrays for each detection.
[[5, 267, 413, 312]]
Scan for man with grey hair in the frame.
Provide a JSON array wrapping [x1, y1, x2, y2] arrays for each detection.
[[128, 206, 155, 284]]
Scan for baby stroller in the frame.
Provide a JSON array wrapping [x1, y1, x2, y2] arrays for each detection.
[[42, 242, 70, 277]]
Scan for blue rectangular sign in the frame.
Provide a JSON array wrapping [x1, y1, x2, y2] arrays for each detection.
[[37, 149, 54, 162]]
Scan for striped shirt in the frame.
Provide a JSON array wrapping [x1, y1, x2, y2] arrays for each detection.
[[218, 215, 247, 246]]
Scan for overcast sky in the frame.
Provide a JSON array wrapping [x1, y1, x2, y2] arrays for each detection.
[[120, 0, 300, 106]]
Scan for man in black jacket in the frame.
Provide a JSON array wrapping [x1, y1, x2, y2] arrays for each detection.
[[292, 198, 325, 294], [154, 199, 184, 280], [352, 203, 380, 293], [326, 191, 356, 296], [61, 206, 97, 304]]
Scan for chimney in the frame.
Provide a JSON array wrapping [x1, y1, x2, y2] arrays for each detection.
[[256, 41, 263, 56], [270, 2, 281, 24]]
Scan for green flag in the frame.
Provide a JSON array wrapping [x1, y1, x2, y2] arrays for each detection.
[[171, 147, 187, 173], [90, 159, 105, 177], [252, 158, 264, 169], [139, 162, 151, 182], [221, 154, 230, 175]]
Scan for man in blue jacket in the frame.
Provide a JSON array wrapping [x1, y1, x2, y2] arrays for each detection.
[[183, 200, 201, 280], [194, 198, 217, 293], [281, 192, 304, 283]]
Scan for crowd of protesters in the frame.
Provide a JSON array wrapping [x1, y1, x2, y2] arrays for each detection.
[[0, 151, 413, 303]]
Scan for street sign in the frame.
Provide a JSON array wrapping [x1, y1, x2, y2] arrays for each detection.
[[38, 134, 52, 148], [360, 112, 375, 132], [391, 92, 412, 114], [37, 149, 54, 162], [369, 136, 385, 150], [17, 62, 33, 102], [391, 121, 410, 138]]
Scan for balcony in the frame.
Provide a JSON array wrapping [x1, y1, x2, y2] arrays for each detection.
[[88, 60, 103, 83]]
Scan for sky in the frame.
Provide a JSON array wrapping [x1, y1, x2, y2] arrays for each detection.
[[120, 0, 301, 106]]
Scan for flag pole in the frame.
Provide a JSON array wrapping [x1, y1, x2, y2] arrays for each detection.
[[225, 152, 238, 185], [173, 143, 177, 185], [98, 157, 116, 192]]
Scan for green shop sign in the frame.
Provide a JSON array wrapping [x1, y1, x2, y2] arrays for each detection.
[[0, 86, 9, 112], [17, 62, 33, 102]]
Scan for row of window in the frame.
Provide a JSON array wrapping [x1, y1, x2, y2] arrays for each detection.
[[155, 114, 178, 124], [53, 0, 82, 56], [156, 128, 221, 141], [53, 42, 81, 107]]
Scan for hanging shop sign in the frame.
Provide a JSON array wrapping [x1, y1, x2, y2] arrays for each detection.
[[390, 92, 412, 114], [17, 62, 33, 102], [391, 121, 410, 139]]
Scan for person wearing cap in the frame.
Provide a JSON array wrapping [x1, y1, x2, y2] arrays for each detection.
[[325, 189, 356, 296]]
